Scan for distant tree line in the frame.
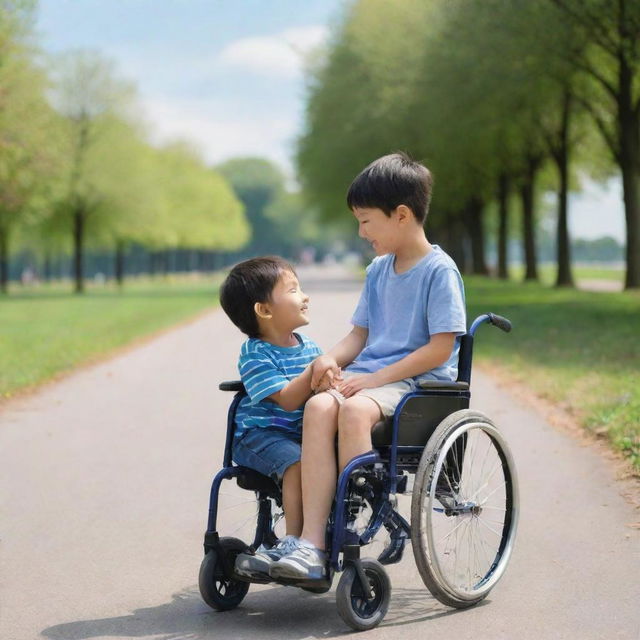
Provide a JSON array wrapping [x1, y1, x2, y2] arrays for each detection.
[[0, 2, 328, 294], [297, 0, 639, 289]]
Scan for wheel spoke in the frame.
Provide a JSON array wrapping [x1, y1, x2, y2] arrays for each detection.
[[414, 417, 518, 604]]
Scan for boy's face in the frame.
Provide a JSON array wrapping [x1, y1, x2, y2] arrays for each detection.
[[352, 206, 401, 255], [260, 269, 310, 332]]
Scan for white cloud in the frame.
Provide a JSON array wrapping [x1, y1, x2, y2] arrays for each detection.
[[142, 96, 298, 176], [217, 25, 328, 78]]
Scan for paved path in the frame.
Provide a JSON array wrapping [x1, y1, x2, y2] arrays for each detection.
[[1, 267, 638, 640]]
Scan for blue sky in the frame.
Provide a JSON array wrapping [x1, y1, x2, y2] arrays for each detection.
[[36, 0, 625, 242]]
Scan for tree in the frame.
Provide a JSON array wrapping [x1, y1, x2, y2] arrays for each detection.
[[546, 0, 640, 289], [0, 8, 60, 293], [216, 157, 288, 257], [47, 50, 143, 292]]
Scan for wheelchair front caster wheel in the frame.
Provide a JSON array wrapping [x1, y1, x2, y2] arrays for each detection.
[[199, 536, 250, 611], [336, 558, 391, 631]]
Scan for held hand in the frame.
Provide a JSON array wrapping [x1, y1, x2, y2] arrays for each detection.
[[337, 371, 383, 398], [314, 367, 342, 393], [311, 355, 339, 390]]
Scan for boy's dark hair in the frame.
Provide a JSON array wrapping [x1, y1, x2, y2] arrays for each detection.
[[346, 152, 433, 223], [220, 256, 296, 338]]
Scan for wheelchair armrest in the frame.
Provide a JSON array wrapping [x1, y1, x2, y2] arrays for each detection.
[[416, 380, 469, 391], [219, 380, 245, 392]]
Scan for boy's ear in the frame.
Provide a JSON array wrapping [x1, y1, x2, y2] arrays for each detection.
[[254, 301, 272, 320], [395, 204, 412, 223]]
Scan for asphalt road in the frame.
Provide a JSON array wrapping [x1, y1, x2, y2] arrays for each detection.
[[1, 266, 638, 640]]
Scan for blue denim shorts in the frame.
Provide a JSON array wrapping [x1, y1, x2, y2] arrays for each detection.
[[232, 428, 301, 483]]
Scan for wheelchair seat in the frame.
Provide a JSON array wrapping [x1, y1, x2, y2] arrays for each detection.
[[372, 381, 470, 447], [235, 466, 280, 497]]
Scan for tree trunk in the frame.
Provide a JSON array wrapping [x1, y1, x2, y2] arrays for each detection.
[[43, 252, 52, 282], [0, 226, 8, 294], [554, 88, 574, 288], [618, 56, 640, 289], [73, 208, 85, 294], [497, 173, 510, 279], [520, 155, 541, 281], [465, 197, 489, 275], [444, 213, 468, 274], [115, 240, 125, 287]]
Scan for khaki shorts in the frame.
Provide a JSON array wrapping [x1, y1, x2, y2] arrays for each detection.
[[325, 371, 415, 418]]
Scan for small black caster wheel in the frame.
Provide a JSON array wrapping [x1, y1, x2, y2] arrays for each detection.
[[336, 558, 391, 631], [199, 536, 250, 611]]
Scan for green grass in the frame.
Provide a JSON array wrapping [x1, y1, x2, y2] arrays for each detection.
[[0, 276, 220, 398], [465, 277, 640, 472], [509, 264, 624, 285]]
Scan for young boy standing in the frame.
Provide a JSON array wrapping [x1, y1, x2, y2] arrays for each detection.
[[269, 153, 467, 583], [219, 256, 336, 581]]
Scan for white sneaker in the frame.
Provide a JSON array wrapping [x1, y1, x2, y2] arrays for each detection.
[[235, 535, 298, 580], [269, 538, 327, 581]]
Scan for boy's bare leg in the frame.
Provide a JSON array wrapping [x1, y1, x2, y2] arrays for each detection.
[[337, 396, 383, 471], [282, 461, 303, 537], [299, 393, 339, 550]]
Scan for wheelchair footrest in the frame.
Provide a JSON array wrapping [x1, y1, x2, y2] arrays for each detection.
[[377, 511, 411, 566]]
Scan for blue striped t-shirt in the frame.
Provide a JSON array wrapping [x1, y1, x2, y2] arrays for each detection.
[[234, 333, 322, 439]]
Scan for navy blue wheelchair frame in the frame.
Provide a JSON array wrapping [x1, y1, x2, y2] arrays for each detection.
[[203, 313, 510, 574]]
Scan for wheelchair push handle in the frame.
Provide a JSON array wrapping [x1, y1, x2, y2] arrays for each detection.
[[469, 312, 512, 336], [488, 312, 512, 333], [219, 380, 245, 392]]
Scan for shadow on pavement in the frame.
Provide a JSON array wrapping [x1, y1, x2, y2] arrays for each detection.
[[42, 585, 481, 639]]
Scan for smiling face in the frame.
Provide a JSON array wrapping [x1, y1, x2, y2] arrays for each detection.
[[260, 269, 310, 333], [352, 206, 401, 256]]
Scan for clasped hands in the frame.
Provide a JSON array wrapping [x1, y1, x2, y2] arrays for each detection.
[[310, 355, 383, 398]]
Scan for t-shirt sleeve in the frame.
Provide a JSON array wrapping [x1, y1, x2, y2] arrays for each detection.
[[427, 268, 467, 336], [238, 350, 288, 405]]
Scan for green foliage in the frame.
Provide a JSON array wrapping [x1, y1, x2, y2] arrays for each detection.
[[466, 277, 640, 471], [217, 157, 321, 257]]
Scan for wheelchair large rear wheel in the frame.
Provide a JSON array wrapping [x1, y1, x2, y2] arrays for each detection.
[[411, 409, 518, 608]]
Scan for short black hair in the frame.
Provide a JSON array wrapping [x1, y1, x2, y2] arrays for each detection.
[[219, 256, 296, 338], [346, 152, 434, 223]]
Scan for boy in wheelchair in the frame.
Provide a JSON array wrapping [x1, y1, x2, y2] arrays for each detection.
[[268, 153, 467, 583], [202, 154, 518, 630], [218, 256, 339, 582]]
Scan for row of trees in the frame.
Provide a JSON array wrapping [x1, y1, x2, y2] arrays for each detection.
[[0, 2, 253, 293], [297, 0, 639, 289]]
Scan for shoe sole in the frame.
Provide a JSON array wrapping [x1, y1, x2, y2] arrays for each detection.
[[234, 567, 272, 584], [270, 563, 326, 583]]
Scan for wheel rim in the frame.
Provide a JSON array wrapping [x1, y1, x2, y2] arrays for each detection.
[[350, 569, 384, 618], [421, 420, 518, 600]]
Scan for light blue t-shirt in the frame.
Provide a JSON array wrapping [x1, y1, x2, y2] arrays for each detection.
[[234, 333, 322, 439], [348, 246, 466, 383]]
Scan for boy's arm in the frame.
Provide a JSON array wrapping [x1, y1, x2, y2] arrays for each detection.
[[267, 365, 316, 412], [338, 332, 456, 397], [310, 325, 368, 389]]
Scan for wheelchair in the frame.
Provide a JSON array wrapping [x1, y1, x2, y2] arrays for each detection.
[[199, 313, 519, 631]]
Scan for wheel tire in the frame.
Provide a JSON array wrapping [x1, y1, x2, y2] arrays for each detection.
[[336, 559, 391, 631], [411, 409, 519, 608], [199, 536, 250, 611]]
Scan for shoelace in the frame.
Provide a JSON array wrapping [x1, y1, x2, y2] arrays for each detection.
[[275, 536, 299, 555]]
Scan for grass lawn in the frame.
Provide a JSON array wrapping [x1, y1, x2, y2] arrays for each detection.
[[509, 264, 624, 285], [0, 276, 220, 398], [465, 277, 640, 472]]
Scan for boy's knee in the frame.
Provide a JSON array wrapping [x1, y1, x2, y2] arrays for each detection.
[[338, 397, 380, 429], [305, 392, 338, 417]]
